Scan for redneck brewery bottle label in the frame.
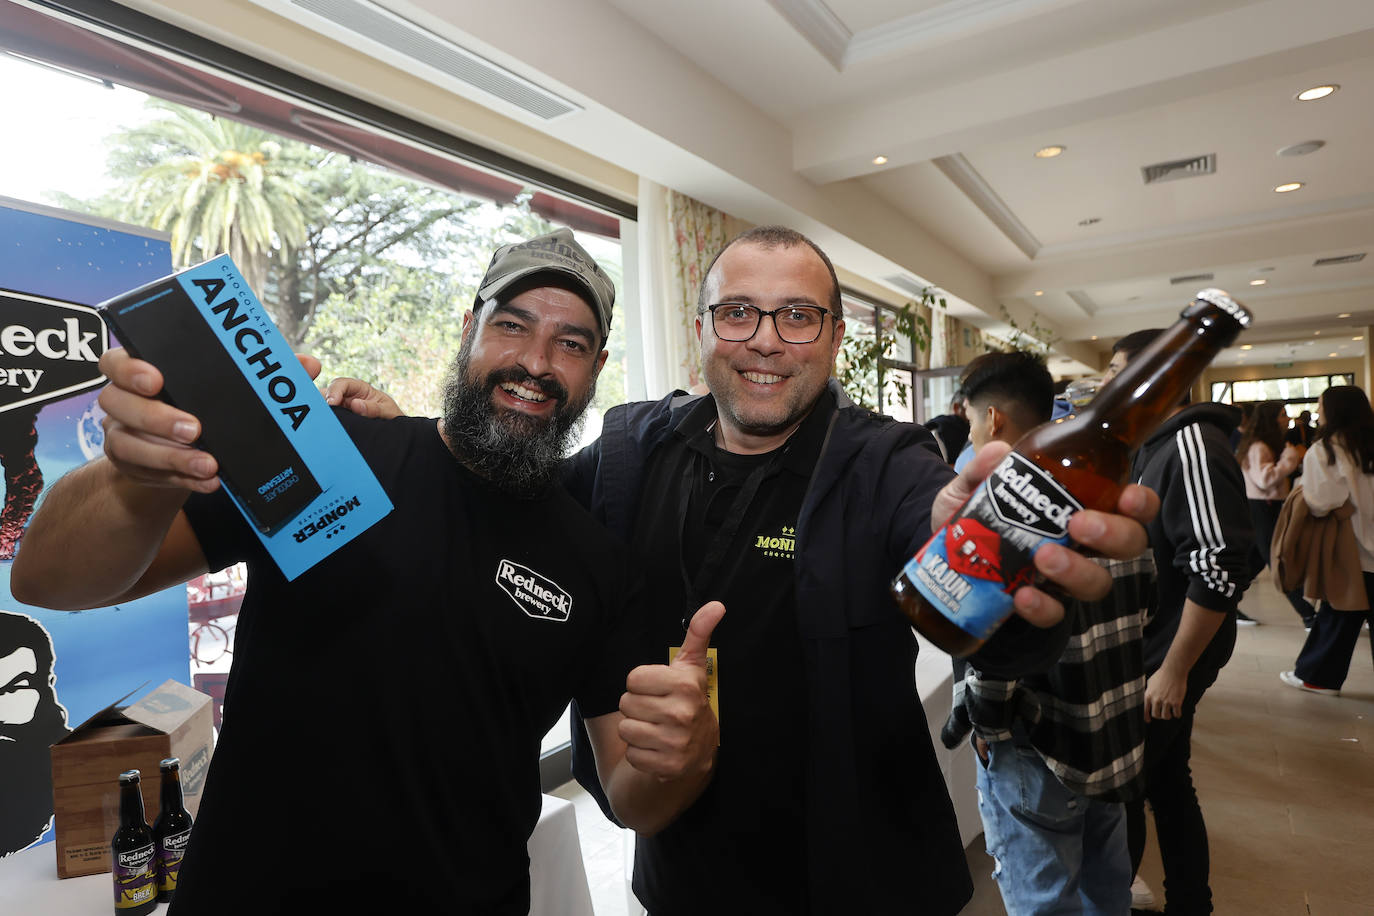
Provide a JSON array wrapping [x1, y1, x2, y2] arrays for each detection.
[[113, 842, 157, 910], [158, 827, 191, 894], [902, 452, 1083, 639]]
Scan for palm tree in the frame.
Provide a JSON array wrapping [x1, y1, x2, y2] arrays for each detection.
[[115, 102, 314, 295]]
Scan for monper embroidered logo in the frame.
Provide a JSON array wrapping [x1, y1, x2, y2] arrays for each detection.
[[754, 525, 796, 560], [496, 559, 573, 622]]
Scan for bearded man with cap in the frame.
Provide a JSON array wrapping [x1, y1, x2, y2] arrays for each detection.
[[12, 229, 721, 915]]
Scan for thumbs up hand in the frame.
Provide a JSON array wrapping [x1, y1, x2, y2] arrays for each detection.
[[618, 601, 724, 781]]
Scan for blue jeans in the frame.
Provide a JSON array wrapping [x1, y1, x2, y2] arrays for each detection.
[[977, 741, 1131, 916]]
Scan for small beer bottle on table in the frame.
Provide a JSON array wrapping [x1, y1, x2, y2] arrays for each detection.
[[153, 757, 194, 903], [893, 288, 1252, 657], [111, 769, 158, 915]]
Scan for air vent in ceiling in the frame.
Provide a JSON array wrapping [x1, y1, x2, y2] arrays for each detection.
[[1170, 272, 1214, 285], [254, 0, 581, 120], [1314, 253, 1366, 266], [1141, 154, 1216, 185]]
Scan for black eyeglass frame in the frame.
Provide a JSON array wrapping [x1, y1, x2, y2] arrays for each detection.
[[703, 303, 841, 344]]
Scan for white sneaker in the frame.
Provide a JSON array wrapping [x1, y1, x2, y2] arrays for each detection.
[[1131, 875, 1156, 908], [1279, 670, 1340, 696]]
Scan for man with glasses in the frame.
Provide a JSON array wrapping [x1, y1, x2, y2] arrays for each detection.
[[330, 225, 1157, 914], [557, 225, 1157, 915]]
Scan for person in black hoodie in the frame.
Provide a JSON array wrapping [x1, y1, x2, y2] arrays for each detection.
[[1105, 329, 1255, 915]]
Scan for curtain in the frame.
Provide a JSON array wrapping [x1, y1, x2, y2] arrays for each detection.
[[665, 190, 729, 390], [633, 178, 676, 399], [930, 309, 958, 370]]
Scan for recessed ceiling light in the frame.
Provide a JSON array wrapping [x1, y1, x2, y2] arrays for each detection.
[[1034, 290, 1044, 296], [1241, 344, 1253, 350], [1278, 140, 1326, 157], [1275, 182, 1305, 193], [1329, 352, 1339, 358], [1354, 336, 1364, 341], [1296, 85, 1338, 101], [1090, 335, 1098, 341], [1035, 145, 1066, 159], [1339, 313, 1352, 318], [872, 155, 888, 165], [1249, 279, 1267, 286]]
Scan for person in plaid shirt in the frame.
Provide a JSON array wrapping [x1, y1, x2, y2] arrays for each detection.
[[942, 350, 1151, 916]]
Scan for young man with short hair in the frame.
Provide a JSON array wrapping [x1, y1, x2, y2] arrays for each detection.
[[944, 348, 1151, 916]]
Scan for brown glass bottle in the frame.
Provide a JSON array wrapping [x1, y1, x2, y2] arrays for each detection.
[[111, 770, 158, 916], [892, 289, 1252, 656], [153, 757, 194, 903]]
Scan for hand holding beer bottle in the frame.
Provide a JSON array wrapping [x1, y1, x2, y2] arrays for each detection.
[[896, 289, 1251, 656]]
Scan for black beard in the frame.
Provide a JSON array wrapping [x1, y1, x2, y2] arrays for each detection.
[[0, 700, 69, 855], [439, 339, 593, 497]]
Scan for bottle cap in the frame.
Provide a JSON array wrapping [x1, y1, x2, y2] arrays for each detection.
[[160, 757, 180, 770], [119, 770, 141, 784], [1192, 288, 1252, 328]]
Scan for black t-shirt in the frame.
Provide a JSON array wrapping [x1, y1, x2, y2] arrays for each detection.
[[629, 396, 832, 916], [172, 412, 643, 915]]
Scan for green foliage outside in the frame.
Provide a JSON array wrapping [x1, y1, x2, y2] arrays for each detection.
[[836, 289, 942, 412], [991, 304, 1059, 356], [53, 100, 625, 419]]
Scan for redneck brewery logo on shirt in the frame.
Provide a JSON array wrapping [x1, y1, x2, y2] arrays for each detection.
[[496, 559, 573, 622]]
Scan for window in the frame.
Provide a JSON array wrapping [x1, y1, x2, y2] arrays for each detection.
[[1211, 374, 1355, 407], [3, 1, 637, 788], [839, 294, 925, 420]]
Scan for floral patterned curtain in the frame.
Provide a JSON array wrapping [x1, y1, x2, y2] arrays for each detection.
[[665, 190, 729, 389], [929, 308, 959, 370]]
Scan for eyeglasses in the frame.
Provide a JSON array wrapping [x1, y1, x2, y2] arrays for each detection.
[[705, 303, 837, 344]]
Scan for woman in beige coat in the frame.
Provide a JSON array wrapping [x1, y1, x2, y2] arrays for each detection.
[[1281, 386, 1374, 695]]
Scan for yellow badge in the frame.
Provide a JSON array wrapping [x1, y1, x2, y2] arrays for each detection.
[[669, 645, 719, 737]]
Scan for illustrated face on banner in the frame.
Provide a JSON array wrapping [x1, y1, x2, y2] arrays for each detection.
[[0, 610, 71, 856]]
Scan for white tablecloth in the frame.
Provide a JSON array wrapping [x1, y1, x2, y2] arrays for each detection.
[[914, 630, 983, 848], [0, 794, 593, 916]]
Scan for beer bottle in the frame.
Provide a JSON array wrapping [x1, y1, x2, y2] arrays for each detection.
[[153, 757, 194, 903], [111, 769, 158, 916], [893, 289, 1252, 656]]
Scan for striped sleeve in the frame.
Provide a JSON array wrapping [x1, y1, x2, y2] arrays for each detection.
[[1166, 423, 1255, 612]]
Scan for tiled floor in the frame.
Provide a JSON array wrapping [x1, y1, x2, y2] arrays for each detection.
[[554, 580, 1374, 914]]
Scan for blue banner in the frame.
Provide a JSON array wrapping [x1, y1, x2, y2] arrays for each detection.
[[0, 198, 186, 855]]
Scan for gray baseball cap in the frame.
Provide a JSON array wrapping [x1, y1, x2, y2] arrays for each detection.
[[477, 228, 615, 342]]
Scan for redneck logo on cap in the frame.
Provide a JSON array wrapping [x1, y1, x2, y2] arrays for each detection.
[[0, 289, 107, 415], [495, 559, 572, 622]]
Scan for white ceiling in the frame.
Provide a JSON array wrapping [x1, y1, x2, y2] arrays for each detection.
[[605, 0, 1374, 369], [241, 0, 1374, 374]]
